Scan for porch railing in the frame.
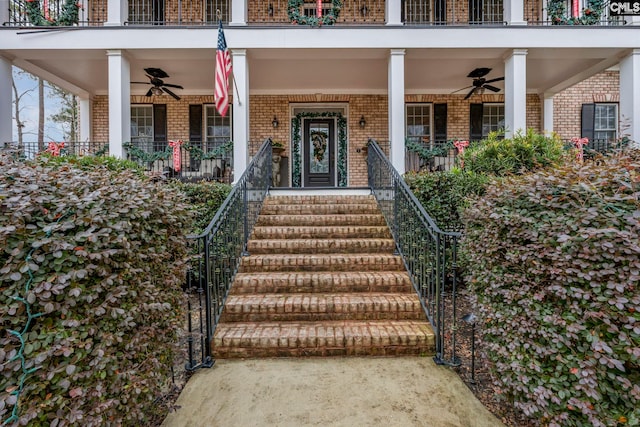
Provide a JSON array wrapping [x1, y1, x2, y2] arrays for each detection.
[[1, 141, 109, 158], [124, 140, 233, 183], [367, 138, 461, 366], [183, 138, 272, 370]]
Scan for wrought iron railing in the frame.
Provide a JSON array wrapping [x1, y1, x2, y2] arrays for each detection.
[[561, 137, 630, 156], [124, 139, 233, 183], [1, 141, 109, 158], [127, 0, 229, 25], [367, 138, 461, 366], [183, 138, 272, 371], [7, 0, 108, 26]]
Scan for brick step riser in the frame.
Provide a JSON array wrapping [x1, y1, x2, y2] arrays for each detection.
[[214, 346, 433, 358], [231, 273, 414, 294], [221, 311, 425, 322], [247, 241, 396, 254], [263, 197, 376, 206], [256, 216, 387, 227], [260, 206, 381, 216], [251, 229, 392, 240]]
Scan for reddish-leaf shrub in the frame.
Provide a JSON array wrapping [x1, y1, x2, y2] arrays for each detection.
[[461, 151, 640, 426], [0, 154, 191, 426]]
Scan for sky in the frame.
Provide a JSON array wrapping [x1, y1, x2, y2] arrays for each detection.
[[12, 66, 66, 143]]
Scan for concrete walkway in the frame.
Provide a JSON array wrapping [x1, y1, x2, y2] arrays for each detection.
[[162, 357, 504, 427]]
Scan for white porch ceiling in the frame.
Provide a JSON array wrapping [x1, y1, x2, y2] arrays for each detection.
[[4, 46, 628, 97]]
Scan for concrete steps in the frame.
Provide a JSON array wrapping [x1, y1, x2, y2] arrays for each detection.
[[212, 193, 434, 359]]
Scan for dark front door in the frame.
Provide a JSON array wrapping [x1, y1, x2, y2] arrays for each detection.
[[303, 119, 335, 187]]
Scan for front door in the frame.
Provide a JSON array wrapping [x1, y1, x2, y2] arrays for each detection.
[[303, 119, 335, 187]]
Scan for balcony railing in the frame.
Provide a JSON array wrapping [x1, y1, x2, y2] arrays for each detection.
[[5, 0, 631, 27], [1, 141, 109, 158]]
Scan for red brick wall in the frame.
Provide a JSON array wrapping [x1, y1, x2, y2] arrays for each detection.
[[553, 70, 619, 140]]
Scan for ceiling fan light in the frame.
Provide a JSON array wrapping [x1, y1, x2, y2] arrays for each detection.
[[151, 87, 163, 96]]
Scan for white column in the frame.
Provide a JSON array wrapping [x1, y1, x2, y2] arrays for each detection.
[[106, 0, 127, 26], [0, 57, 12, 144], [386, 0, 402, 25], [388, 49, 405, 174], [0, 0, 9, 26], [503, 49, 528, 138], [107, 50, 130, 158], [79, 97, 92, 142], [541, 93, 554, 135], [230, 0, 246, 25], [504, 0, 526, 25], [232, 49, 249, 182], [619, 49, 640, 148]]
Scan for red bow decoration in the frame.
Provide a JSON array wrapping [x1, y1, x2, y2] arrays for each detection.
[[454, 140, 470, 168], [571, 137, 588, 162], [45, 142, 65, 157], [168, 140, 183, 172]]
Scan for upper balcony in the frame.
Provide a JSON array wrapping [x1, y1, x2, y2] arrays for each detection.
[[3, 0, 631, 28]]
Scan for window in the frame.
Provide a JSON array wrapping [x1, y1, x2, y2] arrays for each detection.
[[131, 105, 154, 151], [482, 103, 505, 137], [205, 105, 232, 153], [594, 103, 617, 141], [469, 0, 503, 23], [128, 0, 164, 24], [406, 104, 432, 146]]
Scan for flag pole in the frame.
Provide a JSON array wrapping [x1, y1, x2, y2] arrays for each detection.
[[217, 10, 241, 107]]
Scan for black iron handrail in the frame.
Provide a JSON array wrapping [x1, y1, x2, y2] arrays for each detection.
[[183, 138, 272, 371], [367, 138, 461, 366]]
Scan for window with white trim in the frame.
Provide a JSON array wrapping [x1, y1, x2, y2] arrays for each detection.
[[482, 103, 505, 137], [406, 104, 433, 146], [130, 105, 154, 151], [205, 105, 232, 153], [594, 103, 617, 141]]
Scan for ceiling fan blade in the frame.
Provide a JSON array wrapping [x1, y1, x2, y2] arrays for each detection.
[[484, 76, 505, 84], [162, 83, 184, 89], [464, 87, 476, 100], [450, 85, 473, 94], [144, 68, 169, 79], [467, 67, 491, 78], [484, 84, 501, 92], [162, 87, 181, 100], [145, 88, 153, 97], [132, 81, 152, 85]]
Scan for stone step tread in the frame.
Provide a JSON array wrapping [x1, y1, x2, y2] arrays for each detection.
[[239, 253, 406, 272], [213, 320, 435, 356], [255, 214, 387, 226], [263, 195, 376, 205], [231, 271, 413, 294], [252, 226, 392, 239], [221, 293, 424, 321], [247, 238, 396, 254], [260, 205, 381, 215]]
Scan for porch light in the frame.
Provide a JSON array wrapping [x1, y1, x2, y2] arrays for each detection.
[[272, 116, 279, 128], [360, 2, 368, 16], [359, 115, 366, 128], [268, 3, 274, 16], [151, 87, 163, 96]]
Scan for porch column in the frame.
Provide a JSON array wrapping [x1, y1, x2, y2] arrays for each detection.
[[232, 49, 249, 182], [0, 0, 9, 26], [620, 49, 640, 148], [105, 0, 127, 26], [386, 0, 402, 25], [106, 50, 131, 158], [503, 49, 527, 138], [79, 96, 92, 142], [0, 56, 11, 144], [504, 0, 526, 25], [230, 0, 247, 25], [541, 93, 554, 135], [388, 49, 405, 174]]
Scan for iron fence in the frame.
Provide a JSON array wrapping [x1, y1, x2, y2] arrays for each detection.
[[561, 137, 630, 157], [1, 141, 109, 158], [183, 138, 272, 370], [127, 0, 229, 25], [7, 0, 107, 26], [367, 138, 461, 366]]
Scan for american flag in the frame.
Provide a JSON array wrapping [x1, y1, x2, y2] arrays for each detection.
[[215, 20, 232, 117]]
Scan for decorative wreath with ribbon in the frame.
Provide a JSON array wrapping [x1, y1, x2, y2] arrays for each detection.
[[287, 0, 342, 26], [24, 0, 81, 26], [547, 0, 604, 25]]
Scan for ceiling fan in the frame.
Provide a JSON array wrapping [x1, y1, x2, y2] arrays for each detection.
[[132, 68, 183, 100], [452, 68, 504, 100]]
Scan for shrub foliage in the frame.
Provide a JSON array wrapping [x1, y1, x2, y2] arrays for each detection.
[[0, 155, 191, 426], [461, 152, 640, 426], [169, 180, 231, 234]]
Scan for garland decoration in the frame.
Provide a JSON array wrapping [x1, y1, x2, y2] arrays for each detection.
[[123, 140, 233, 166], [287, 0, 342, 26], [548, 0, 604, 25], [45, 141, 65, 156], [24, 0, 82, 26]]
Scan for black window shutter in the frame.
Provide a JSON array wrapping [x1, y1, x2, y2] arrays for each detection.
[[581, 104, 595, 141], [189, 105, 203, 142], [434, 0, 446, 23], [469, 0, 482, 22], [469, 103, 483, 141], [434, 103, 447, 143], [153, 104, 167, 150]]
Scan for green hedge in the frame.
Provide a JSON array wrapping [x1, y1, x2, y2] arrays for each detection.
[[0, 155, 191, 426], [461, 151, 640, 426], [169, 180, 232, 234]]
